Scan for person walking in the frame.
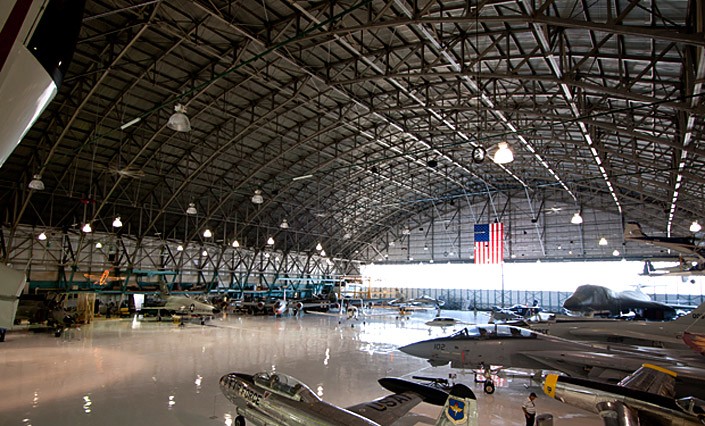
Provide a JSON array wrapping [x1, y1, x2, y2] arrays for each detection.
[[522, 392, 537, 426]]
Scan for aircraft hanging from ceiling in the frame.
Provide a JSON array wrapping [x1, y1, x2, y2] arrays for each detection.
[[625, 222, 705, 276], [219, 371, 478, 426], [543, 364, 705, 425], [0, 0, 85, 167]]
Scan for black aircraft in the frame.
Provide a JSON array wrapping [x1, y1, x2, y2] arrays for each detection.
[[562, 284, 677, 320]]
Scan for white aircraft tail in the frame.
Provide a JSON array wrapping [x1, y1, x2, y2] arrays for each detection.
[[434, 384, 478, 426], [673, 301, 705, 326]]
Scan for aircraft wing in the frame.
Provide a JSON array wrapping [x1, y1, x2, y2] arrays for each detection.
[[345, 378, 441, 425], [346, 392, 424, 425], [617, 364, 676, 398], [567, 327, 683, 347], [0, 264, 26, 328]]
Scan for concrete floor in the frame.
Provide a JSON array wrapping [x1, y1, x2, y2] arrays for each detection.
[[0, 309, 601, 425]]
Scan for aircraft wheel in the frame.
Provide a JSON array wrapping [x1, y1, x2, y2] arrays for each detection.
[[483, 380, 495, 394], [234, 415, 246, 426]]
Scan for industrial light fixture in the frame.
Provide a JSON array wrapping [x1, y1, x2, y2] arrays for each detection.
[[95, 242, 103, 249], [203, 228, 212, 238], [112, 216, 123, 228], [167, 104, 191, 132], [251, 189, 264, 204], [343, 232, 351, 240], [598, 237, 608, 246], [423, 244, 428, 251], [82, 223, 92, 233], [492, 142, 514, 164], [690, 220, 702, 233], [266, 236, 275, 245], [279, 219, 289, 229], [176, 244, 184, 252], [231, 240, 240, 248], [37, 232, 47, 241], [186, 203, 197, 215], [571, 212, 583, 225], [201, 249, 208, 257], [401, 226, 411, 235], [612, 249, 620, 256], [320, 250, 327, 257], [28, 174, 44, 190], [315, 242, 323, 251]]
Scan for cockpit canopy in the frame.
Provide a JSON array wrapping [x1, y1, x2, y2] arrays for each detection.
[[253, 372, 320, 403], [449, 325, 536, 339]]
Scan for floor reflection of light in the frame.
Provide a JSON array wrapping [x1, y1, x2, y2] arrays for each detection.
[[195, 375, 202, 393], [223, 413, 232, 426], [83, 395, 92, 414], [316, 385, 324, 398], [22, 418, 31, 426], [131, 315, 141, 329], [168, 395, 175, 409], [32, 391, 39, 407], [323, 348, 330, 366]]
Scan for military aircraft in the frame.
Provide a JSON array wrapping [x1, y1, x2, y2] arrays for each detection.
[[0, 264, 26, 333], [425, 317, 473, 329], [543, 363, 705, 425], [219, 370, 478, 426], [397, 323, 705, 397], [625, 222, 705, 276], [140, 294, 221, 323], [528, 301, 705, 349], [562, 284, 678, 320]]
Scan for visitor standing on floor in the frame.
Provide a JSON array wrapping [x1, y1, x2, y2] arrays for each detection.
[[522, 392, 537, 426]]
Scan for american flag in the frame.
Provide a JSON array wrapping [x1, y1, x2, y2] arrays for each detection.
[[474, 223, 504, 264]]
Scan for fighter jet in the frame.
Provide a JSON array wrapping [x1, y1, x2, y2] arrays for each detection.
[[219, 371, 478, 426], [543, 364, 705, 425], [562, 284, 678, 320], [625, 222, 705, 276], [397, 323, 705, 397], [529, 301, 705, 349]]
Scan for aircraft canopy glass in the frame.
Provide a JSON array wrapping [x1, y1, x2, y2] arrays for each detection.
[[253, 372, 320, 402], [449, 325, 535, 339]]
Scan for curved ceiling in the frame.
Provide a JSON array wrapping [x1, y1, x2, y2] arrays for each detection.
[[1, 0, 703, 260]]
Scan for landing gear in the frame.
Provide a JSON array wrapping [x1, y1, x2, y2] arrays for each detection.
[[483, 380, 496, 394], [234, 415, 246, 426]]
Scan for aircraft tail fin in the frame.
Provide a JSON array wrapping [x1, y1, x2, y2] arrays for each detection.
[[673, 300, 705, 325], [434, 384, 478, 426], [624, 222, 646, 240]]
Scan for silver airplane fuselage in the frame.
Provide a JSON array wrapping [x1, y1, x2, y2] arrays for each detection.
[[544, 375, 702, 426], [220, 372, 381, 426]]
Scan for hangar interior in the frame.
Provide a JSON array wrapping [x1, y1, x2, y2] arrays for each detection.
[[1, 0, 705, 425]]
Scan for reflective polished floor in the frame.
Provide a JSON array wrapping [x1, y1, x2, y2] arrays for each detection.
[[0, 309, 601, 425]]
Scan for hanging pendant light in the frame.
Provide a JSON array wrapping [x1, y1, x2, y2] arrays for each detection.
[[186, 203, 197, 215], [690, 220, 702, 233], [492, 142, 514, 164], [82, 223, 92, 233], [167, 104, 191, 132], [95, 242, 103, 249], [251, 189, 264, 204], [315, 242, 323, 251], [231, 240, 240, 248], [37, 232, 47, 241], [176, 244, 184, 252], [280, 219, 289, 229], [266, 236, 275, 245], [28, 174, 44, 190], [112, 216, 123, 228], [571, 212, 583, 225], [598, 237, 608, 246], [203, 228, 212, 238]]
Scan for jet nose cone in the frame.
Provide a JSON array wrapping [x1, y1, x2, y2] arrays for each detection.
[[562, 296, 581, 310], [399, 342, 427, 358]]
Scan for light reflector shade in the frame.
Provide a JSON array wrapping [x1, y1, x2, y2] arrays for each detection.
[[167, 104, 191, 132], [112, 216, 123, 228], [186, 203, 197, 215], [266, 236, 274, 245], [492, 142, 514, 164], [82, 223, 92, 233], [28, 174, 44, 190], [690, 221, 702, 233], [251, 189, 264, 204], [571, 213, 583, 225]]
